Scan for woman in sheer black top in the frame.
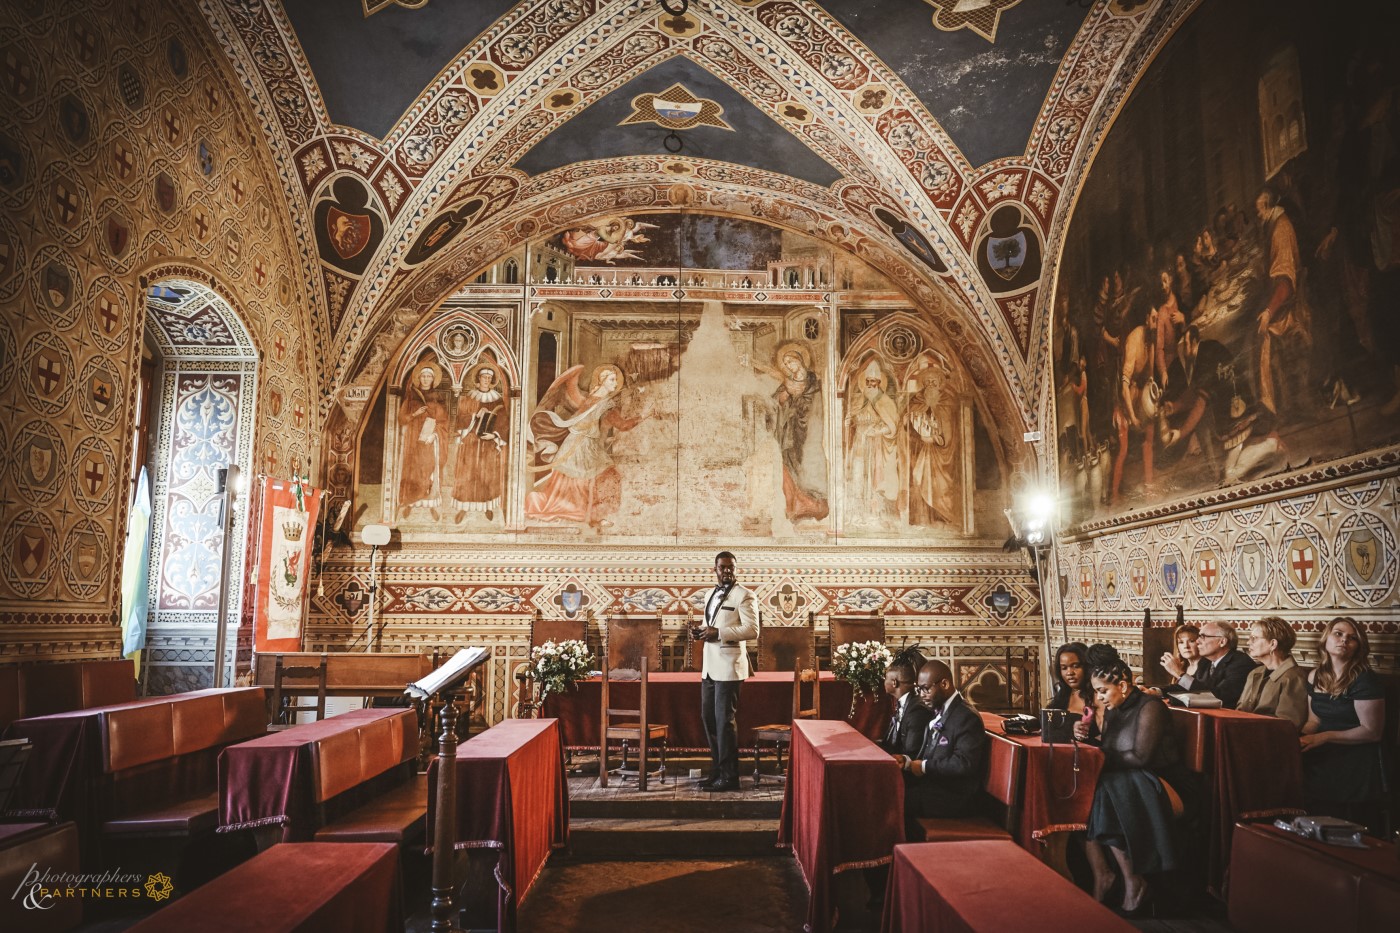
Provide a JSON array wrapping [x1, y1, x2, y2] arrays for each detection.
[[1073, 645, 1186, 914]]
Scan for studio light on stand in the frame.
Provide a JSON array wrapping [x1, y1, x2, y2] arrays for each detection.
[[1004, 491, 1061, 690], [357, 524, 391, 652], [406, 646, 491, 933], [212, 465, 242, 689]]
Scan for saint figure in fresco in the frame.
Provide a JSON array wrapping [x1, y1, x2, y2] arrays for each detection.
[[844, 357, 900, 524], [451, 363, 508, 523], [769, 343, 829, 522], [525, 364, 641, 527], [397, 363, 448, 522], [905, 362, 959, 527]]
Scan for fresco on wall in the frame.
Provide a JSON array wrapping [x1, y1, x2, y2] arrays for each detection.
[[1055, 0, 1400, 524], [350, 216, 991, 542]]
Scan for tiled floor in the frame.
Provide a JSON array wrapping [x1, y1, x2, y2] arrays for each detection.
[[567, 772, 786, 803]]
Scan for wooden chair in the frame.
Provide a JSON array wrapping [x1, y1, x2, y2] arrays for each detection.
[[603, 615, 664, 674], [517, 612, 590, 718], [599, 652, 668, 791], [269, 653, 328, 729], [751, 662, 820, 786], [828, 613, 885, 664], [757, 616, 816, 674]]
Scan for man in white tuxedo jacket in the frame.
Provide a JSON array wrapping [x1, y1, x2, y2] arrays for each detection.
[[693, 550, 759, 791]]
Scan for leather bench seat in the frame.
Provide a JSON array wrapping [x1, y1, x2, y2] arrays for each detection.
[[98, 687, 266, 839], [314, 774, 429, 844], [917, 731, 1022, 843], [102, 791, 221, 836]]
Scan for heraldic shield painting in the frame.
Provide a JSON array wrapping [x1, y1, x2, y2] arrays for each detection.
[[345, 214, 1001, 544], [1054, 0, 1400, 524]]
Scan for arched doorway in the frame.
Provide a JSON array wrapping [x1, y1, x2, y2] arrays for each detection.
[[135, 275, 258, 694]]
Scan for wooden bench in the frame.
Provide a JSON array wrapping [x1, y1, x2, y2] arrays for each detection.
[[220, 708, 423, 845], [312, 710, 426, 845], [99, 688, 266, 839], [916, 730, 1023, 842], [254, 651, 434, 698], [123, 842, 403, 933], [1, 659, 135, 732], [0, 821, 82, 931]]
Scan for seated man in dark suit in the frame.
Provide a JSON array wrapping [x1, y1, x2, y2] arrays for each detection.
[[1162, 621, 1258, 708], [878, 652, 933, 758], [895, 659, 988, 837]]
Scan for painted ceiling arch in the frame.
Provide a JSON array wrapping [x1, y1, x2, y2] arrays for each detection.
[[200, 0, 1181, 433]]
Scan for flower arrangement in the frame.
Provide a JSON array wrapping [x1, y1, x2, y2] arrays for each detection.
[[831, 640, 893, 716], [530, 639, 595, 704]]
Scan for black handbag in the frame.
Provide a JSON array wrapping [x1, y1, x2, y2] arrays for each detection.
[[1040, 708, 1076, 744], [1001, 713, 1039, 736]]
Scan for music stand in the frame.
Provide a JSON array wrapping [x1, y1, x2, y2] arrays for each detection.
[[406, 647, 491, 933]]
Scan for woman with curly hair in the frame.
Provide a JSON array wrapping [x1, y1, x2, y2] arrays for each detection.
[[1074, 644, 1186, 914], [1047, 642, 1094, 716], [1301, 617, 1385, 825]]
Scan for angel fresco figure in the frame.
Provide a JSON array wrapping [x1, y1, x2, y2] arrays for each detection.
[[397, 363, 448, 523], [559, 216, 659, 264], [524, 364, 642, 527]]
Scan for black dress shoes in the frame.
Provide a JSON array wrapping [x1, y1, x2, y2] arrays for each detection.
[[703, 779, 740, 792], [693, 776, 716, 789]]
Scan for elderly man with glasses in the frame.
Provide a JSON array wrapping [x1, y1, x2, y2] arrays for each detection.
[[1162, 621, 1259, 708]]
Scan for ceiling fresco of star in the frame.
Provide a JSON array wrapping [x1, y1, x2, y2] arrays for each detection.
[[818, 0, 1090, 167], [282, 0, 517, 138], [512, 56, 843, 186]]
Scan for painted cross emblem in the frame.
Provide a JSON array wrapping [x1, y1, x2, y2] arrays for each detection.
[[53, 182, 79, 225], [1289, 539, 1317, 588], [1130, 560, 1148, 597], [1079, 566, 1092, 598], [161, 108, 182, 144], [82, 456, 106, 495], [33, 352, 62, 395], [97, 291, 120, 333], [112, 139, 134, 179], [1197, 549, 1219, 593]]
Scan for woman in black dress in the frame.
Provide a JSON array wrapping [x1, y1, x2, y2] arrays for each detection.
[[1048, 642, 1094, 715], [1301, 617, 1385, 826], [1074, 645, 1186, 913]]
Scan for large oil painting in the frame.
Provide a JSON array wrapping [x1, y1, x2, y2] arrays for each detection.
[[1054, 0, 1400, 524]]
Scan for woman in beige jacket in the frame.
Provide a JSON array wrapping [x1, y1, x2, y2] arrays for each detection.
[[1236, 616, 1309, 729]]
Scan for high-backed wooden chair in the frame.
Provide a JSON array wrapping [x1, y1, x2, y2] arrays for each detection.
[[604, 615, 664, 674], [599, 652, 668, 791], [828, 613, 885, 663], [517, 613, 590, 718], [269, 653, 328, 729], [757, 617, 816, 674], [751, 662, 820, 785]]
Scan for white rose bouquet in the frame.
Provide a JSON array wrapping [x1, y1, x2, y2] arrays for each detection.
[[530, 639, 595, 704], [831, 640, 893, 716]]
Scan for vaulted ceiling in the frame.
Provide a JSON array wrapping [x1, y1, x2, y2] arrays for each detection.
[[201, 0, 1186, 444]]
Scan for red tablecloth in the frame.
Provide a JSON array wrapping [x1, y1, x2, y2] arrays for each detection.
[[1181, 707, 1305, 894], [427, 718, 569, 933], [542, 671, 889, 749], [778, 719, 903, 933], [124, 842, 402, 933], [218, 707, 414, 841], [978, 711, 1105, 848], [879, 840, 1135, 932], [1228, 822, 1400, 932]]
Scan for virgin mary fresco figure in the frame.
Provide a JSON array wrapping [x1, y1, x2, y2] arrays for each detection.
[[525, 364, 642, 528]]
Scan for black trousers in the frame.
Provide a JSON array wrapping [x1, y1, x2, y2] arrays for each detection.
[[700, 675, 742, 782]]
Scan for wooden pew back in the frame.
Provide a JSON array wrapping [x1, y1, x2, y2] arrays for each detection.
[[254, 652, 433, 693], [0, 659, 135, 731]]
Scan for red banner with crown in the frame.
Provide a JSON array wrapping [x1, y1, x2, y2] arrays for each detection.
[[252, 475, 322, 654]]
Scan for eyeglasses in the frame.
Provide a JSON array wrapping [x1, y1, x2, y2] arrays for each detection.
[[1196, 632, 1225, 642], [914, 684, 936, 694]]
